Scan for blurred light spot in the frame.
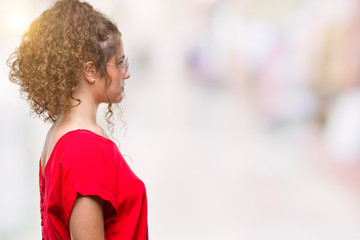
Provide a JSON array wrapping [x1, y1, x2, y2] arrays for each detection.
[[5, 11, 27, 33]]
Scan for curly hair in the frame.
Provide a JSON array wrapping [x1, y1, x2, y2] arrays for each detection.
[[7, 0, 121, 123]]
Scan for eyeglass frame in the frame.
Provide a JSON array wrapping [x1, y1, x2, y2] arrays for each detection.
[[106, 56, 129, 72]]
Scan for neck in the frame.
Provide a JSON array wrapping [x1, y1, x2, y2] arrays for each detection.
[[55, 87, 100, 129], [62, 102, 98, 124]]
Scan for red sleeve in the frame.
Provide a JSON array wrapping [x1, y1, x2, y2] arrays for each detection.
[[50, 132, 118, 229]]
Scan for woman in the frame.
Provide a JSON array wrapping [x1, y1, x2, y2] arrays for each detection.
[[7, 0, 149, 239]]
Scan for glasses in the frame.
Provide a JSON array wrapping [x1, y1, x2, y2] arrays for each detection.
[[106, 56, 129, 72]]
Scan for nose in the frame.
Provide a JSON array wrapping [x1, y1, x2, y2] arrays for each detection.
[[123, 70, 130, 79]]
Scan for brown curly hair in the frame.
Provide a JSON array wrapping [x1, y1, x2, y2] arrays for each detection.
[[7, 0, 121, 123]]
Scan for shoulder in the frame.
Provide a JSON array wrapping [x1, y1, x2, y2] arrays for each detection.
[[52, 121, 108, 145], [57, 130, 117, 173], [42, 126, 108, 170], [58, 129, 112, 150]]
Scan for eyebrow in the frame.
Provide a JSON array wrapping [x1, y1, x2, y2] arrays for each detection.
[[118, 55, 125, 61]]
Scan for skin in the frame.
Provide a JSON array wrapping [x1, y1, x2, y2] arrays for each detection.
[[40, 38, 130, 240]]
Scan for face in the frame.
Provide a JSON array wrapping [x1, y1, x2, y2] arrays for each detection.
[[98, 40, 130, 104]]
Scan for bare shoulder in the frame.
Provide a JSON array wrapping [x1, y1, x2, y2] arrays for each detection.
[[54, 123, 108, 141], [92, 126, 108, 139]]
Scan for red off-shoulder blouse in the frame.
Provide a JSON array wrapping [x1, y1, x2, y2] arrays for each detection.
[[39, 129, 149, 239]]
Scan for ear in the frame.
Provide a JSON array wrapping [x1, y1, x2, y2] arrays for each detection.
[[83, 61, 97, 84]]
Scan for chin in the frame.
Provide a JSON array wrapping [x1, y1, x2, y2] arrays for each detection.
[[113, 98, 123, 104], [109, 89, 124, 104], [112, 95, 124, 103]]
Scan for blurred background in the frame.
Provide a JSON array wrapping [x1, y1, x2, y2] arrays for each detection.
[[1, 0, 360, 239]]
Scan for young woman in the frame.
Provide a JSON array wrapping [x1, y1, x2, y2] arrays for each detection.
[[7, 0, 149, 239]]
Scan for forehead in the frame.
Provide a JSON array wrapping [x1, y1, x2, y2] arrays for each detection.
[[116, 39, 124, 57]]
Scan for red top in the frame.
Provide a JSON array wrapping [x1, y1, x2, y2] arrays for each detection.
[[39, 129, 149, 240]]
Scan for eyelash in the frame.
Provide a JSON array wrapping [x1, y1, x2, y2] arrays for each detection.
[[118, 60, 124, 65]]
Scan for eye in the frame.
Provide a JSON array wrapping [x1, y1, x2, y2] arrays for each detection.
[[117, 56, 126, 65]]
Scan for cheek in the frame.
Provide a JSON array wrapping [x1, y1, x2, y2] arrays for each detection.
[[113, 71, 123, 83]]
